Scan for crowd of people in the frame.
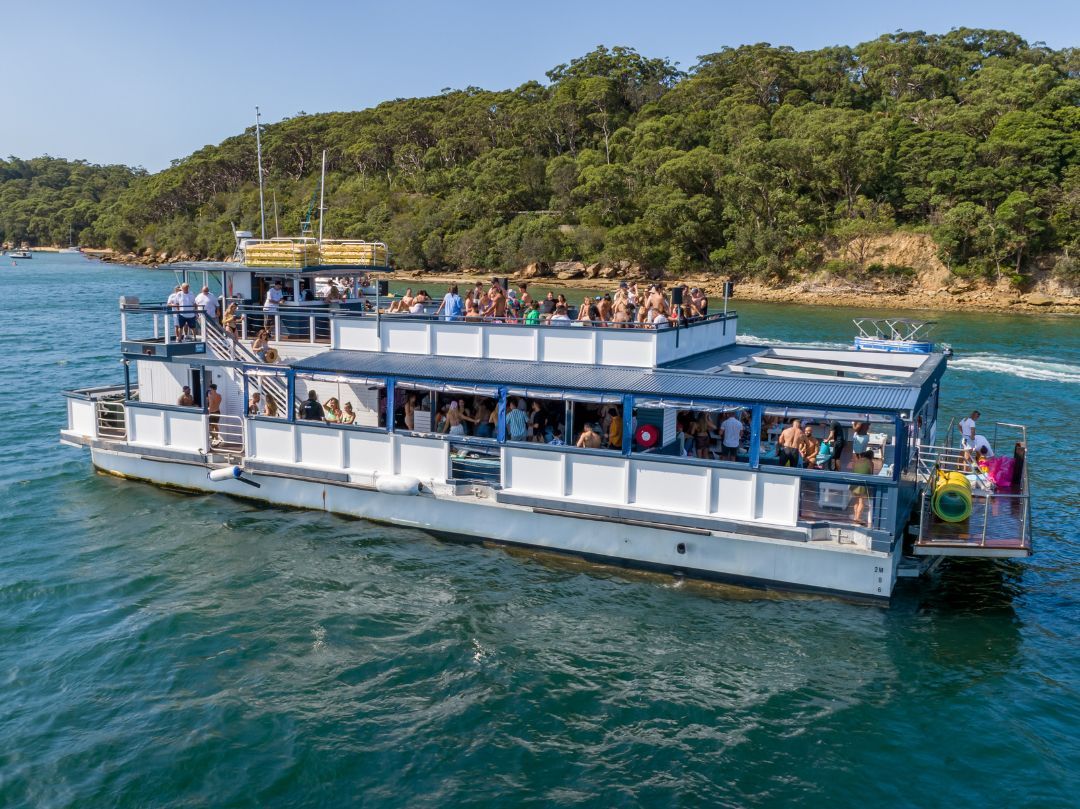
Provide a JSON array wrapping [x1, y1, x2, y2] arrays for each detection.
[[391, 280, 712, 328]]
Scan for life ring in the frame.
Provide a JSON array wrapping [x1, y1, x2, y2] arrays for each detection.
[[635, 425, 658, 448]]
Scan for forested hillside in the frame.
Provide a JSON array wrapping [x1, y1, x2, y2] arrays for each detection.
[[3, 29, 1079, 285], [0, 157, 141, 247]]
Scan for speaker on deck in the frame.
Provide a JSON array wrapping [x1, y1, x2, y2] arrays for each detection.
[[723, 281, 734, 298], [377, 280, 389, 296], [671, 286, 684, 306]]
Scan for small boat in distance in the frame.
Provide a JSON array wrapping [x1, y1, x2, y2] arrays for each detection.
[[59, 226, 81, 254], [10, 249, 32, 259]]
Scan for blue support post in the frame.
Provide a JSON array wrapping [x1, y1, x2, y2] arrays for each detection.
[[242, 371, 249, 417], [622, 394, 634, 456], [893, 415, 906, 482], [286, 369, 296, 422], [497, 386, 508, 443], [123, 361, 131, 400], [385, 377, 395, 432], [749, 404, 763, 469]]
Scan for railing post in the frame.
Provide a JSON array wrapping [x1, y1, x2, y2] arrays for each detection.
[[153, 313, 159, 340], [893, 415, 906, 482], [199, 313, 206, 343], [749, 404, 763, 469], [309, 315, 316, 344], [497, 386, 508, 443], [286, 369, 296, 422], [275, 314, 282, 341], [241, 313, 248, 341], [121, 310, 128, 342], [385, 377, 396, 432], [622, 395, 633, 456]]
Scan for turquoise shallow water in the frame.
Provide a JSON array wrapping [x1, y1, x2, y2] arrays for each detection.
[[1, 254, 1078, 807]]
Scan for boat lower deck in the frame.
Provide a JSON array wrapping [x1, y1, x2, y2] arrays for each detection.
[[914, 488, 1031, 557]]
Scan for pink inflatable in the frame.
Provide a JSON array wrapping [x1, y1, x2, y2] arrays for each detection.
[[986, 456, 1015, 487]]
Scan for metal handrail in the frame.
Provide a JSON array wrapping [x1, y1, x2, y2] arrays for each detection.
[[210, 413, 244, 454], [96, 400, 127, 439]]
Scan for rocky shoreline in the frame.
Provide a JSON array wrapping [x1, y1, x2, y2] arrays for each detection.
[[84, 248, 1079, 315]]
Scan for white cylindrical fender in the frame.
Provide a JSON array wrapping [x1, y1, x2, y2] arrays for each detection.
[[375, 475, 421, 496], [208, 465, 243, 482]]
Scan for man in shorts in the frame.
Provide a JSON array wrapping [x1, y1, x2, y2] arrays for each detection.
[[206, 383, 222, 445], [176, 283, 197, 341], [776, 419, 804, 467], [719, 411, 743, 461]]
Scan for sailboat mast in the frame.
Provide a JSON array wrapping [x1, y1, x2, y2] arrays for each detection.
[[318, 149, 327, 246], [255, 106, 267, 240]]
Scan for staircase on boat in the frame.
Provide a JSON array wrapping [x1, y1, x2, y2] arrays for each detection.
[[201, 316, 290, 418]]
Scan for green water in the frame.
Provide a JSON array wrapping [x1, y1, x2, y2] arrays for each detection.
[[1, 255, 1078, 807]]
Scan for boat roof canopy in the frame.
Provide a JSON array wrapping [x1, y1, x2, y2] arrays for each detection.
[[289, 347, 946, 415]]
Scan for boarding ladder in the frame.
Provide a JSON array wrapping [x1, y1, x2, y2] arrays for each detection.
[[201, 316, 290, 417]]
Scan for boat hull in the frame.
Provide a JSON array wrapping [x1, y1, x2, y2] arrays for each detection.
[[88, 446, 898, 603]]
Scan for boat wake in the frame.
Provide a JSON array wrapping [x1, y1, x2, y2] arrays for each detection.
[[738, 334, 850, 350], [949, 354, 1080, 384]]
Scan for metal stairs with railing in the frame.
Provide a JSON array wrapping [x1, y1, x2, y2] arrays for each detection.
[[201, 317, 290, 417]]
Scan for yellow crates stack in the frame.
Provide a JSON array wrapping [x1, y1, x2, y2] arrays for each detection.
[[244, 239, 317, 268], [319, 241, 389, 267]]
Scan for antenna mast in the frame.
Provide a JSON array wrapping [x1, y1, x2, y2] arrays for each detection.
[[317, 149, 327, 245], [254, 106, 267, 240]]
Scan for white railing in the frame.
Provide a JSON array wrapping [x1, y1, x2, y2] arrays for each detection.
[[499, 444, 802, 527], [246, 419, 450, 482]]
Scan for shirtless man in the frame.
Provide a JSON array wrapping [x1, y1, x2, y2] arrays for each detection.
[[206, 383, 223, 444], [177, 385, 194, 407], [645, 284, 668, 320], [598, 293, 613, 323], [776, 419, 804, 467], [576, 423, 602, 449], [517, 284, 532, 309], [489, 283, 507, 319], [800, 424, 820, 468]]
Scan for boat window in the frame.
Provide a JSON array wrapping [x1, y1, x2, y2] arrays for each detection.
[[430, 391, 499, 441], [762, 407, 894, 477], [295, 372, 386, 427], [631, 401, 750, 463], [241, 368, 289, 419]]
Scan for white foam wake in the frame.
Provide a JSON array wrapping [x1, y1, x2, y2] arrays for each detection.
[[738, 333, 850, 350], [950, 354, 1080, 384]]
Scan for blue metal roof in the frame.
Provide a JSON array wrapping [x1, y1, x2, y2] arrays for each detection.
[[289, 349, 931, 413]]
